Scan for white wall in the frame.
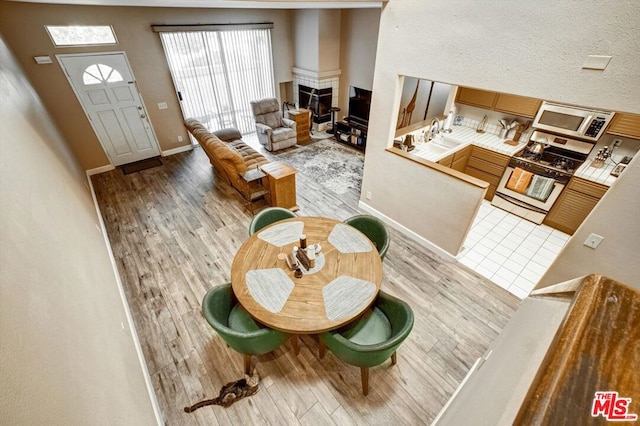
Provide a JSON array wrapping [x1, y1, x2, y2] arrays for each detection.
[[294, 9, 320, 71], [317, 9, 341, 72], [338, 8, 380, 115], [362, 0, 640, 261], [0, 37, 158, 425]]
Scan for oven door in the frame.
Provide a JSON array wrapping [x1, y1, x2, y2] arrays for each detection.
[[492, 166, 566, 224]]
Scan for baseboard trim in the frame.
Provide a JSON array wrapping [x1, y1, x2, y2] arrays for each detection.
[[87, 176, 164, 426], [85, 144, 194, 176], [161, 144, 193, 157], [86, 164, 115, 176], [357, 200, 457, 262]]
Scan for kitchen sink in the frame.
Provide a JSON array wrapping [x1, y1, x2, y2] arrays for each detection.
[[431, 136, 463, 149], [411, 143, 449, 160], [414, 143, 448, 155], [408, 134, 465, 161]]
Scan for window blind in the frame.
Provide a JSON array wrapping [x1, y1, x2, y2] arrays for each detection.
[[158, 27, 275, 135]]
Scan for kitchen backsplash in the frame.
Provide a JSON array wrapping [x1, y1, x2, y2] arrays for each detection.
[[456, 116, 530, 142]]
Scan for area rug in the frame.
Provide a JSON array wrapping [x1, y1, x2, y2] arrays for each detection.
[[121, 157, 163, 175], [270, 138, 364, 195]]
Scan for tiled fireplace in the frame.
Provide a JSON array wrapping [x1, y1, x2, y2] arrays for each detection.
[[292, 67, 340, 131]]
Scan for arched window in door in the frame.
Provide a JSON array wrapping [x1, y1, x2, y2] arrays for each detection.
[[83, 63, 123, 85]]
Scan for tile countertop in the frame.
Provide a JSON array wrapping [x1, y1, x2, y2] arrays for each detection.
[[406, 125, 527, 162], [405, 125, 624, 187], [574, 156, 622, 187]]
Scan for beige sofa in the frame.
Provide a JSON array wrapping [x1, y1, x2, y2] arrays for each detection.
[[184, 119, 270, 195]]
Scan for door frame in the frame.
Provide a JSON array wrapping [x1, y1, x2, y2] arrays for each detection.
[[56, 51, 161, 166]]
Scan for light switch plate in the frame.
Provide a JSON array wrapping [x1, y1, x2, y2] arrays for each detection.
[[157, 102, 168, 110], [584, 233, 604, 249]]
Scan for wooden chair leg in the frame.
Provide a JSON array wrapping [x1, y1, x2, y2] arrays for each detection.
[[361, 367, 369, 396], [318, 338, 326, 359], [291, 335, 299, 355], [391, 351, 397, 365], [244, 355, 252, 375]]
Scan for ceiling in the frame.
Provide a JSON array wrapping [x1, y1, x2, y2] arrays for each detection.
[[9, 0, 384, 9]]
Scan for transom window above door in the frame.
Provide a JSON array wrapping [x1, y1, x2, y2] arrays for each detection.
[[83, 64, 124, 85], [45, 25, 117, 47]]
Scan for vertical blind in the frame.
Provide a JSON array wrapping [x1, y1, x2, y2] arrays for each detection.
[[157, 27, 275, 135]]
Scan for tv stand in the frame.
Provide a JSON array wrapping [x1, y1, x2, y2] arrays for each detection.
[[334, 119, 367, 151]]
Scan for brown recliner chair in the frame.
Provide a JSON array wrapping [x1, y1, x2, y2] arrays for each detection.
[[250, 98, 297, 151]]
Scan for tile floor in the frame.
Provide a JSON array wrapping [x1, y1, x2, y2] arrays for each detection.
[[458, 201, 570, 299]]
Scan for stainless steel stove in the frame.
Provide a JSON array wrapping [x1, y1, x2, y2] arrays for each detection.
[[492, 131, 594, 224]]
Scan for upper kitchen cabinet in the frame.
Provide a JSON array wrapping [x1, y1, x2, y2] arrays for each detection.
[[455, 87, 498, 109], [456, 86, 542, 118], [493, 93, 542, 118], [607, 112, 640, 139]]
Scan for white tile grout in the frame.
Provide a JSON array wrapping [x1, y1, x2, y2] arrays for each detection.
[[460, 201, 570, 300]]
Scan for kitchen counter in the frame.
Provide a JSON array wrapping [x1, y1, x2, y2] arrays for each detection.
[[574, 156, 624, 187], [574, 137, 639, 186], [402, 125, 526, 162]]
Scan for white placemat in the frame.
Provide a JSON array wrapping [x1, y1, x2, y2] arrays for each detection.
[[257, 221, 304, 247], [322, 275, 376, 321], [245, 269, 294, 313], [327, 223, 373, 253]]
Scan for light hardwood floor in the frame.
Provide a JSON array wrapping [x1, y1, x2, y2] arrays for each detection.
[[91, 142, 520, 425]]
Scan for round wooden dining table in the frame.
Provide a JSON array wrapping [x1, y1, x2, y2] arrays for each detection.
[[231, 217, 383, 334]]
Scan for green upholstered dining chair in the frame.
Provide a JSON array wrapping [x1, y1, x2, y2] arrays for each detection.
[[319, 291, 414, 395], [202, 283, 289, 374], [344, 215, 390, 261], [249, 206, 297, 235]]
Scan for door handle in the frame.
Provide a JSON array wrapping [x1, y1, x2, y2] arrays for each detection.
[[140, 114, 146, 118], [137, 106, 143, 110]]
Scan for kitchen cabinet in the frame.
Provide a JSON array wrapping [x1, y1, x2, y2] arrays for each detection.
[[437, 153, 454, 167], [464, 146, 510, 200], [455, 87, 498, 110], [451, 145, 472, 172], [437, 145, 472, 171], [493, 93, 542, 118], [606, 112, 640, 139], [544, 177, 608, 235], [456, 86, 542, 118]]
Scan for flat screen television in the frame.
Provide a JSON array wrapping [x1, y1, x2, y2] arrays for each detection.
[[348, 86, 372, 127]]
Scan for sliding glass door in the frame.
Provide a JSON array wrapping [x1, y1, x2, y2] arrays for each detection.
[[158, 26, 275, 135]]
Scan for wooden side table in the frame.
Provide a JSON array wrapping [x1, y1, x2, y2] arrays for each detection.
[[287, 108, 310, 143], [260, 161, 298, 211], [240, 168, 268, 215]]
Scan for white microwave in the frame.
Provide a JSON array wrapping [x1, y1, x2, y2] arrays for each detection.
[[532, 101, 615, 142]]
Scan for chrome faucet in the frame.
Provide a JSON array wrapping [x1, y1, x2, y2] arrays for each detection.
[[428, 118, 441, 142]]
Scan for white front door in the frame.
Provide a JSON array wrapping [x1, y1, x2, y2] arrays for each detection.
[[58, 52, 160, 166]]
